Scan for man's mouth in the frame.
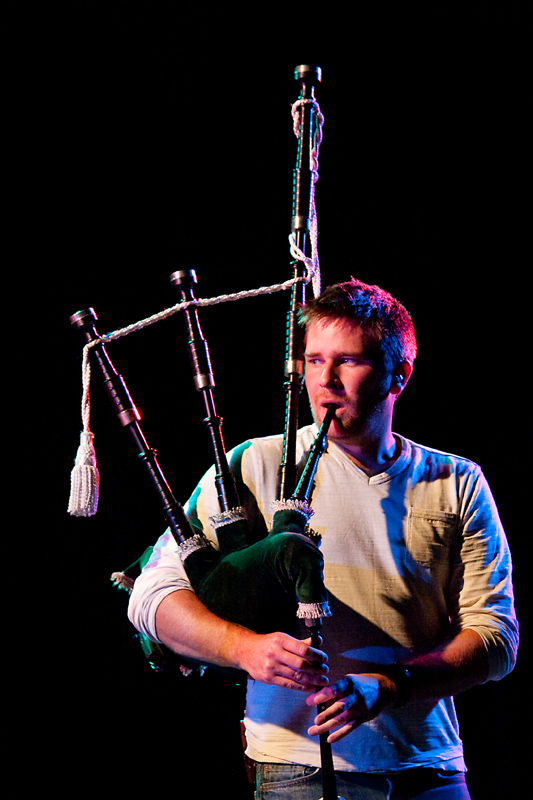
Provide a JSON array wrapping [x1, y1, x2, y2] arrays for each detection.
[[316, 402, 346, 434], [320, 400, 342, 412], [319, 403, 342, 426]]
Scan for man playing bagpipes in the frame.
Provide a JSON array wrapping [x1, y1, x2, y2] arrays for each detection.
[[128, 278, 518, 800]]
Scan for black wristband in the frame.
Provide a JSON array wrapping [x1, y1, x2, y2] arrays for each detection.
[[382, 664, 413, 708]]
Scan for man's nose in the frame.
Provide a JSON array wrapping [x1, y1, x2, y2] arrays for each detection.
[[319, 362, 341, 388]]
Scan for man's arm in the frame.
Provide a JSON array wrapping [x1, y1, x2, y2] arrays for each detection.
[[307, 628, 489, 743], [155, 588, 330, 691]]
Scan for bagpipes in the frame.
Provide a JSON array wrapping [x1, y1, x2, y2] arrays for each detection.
[[68, 65, 344, 800]]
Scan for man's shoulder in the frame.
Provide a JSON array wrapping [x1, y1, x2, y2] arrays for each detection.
[[399, 434, 482, 477], [231, 424, 318, 466], [244, 424, 317, 449]]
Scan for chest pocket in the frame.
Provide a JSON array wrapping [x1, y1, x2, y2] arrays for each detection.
[[407, 507, 458, 567]]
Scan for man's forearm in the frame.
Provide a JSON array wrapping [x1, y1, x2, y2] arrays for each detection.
[[154, 588, 252, 670], [154, 588, 330, 690], [402, 628, 490, 702], [307, 629, 491, 744]]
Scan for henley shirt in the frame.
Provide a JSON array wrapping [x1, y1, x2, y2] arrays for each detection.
[[129, 425, 518, 773]]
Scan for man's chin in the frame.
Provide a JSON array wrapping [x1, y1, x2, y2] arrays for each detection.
[[325, 413, 366, 444], [323, 417, 357, 443]]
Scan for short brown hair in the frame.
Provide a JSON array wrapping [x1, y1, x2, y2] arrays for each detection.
[[299, 278, 417, 373]]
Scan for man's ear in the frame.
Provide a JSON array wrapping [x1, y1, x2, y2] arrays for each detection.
[[390, 361, 413, 396]]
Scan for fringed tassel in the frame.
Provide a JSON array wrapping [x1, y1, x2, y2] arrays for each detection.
[[67, 431, 100, 516], [209, 506, 247, 529], [271, 498, 314, 521], [110, 572, 135, 593], [110, 548, 154, 593], [176, 533, 211, 562], [297, 601, 332, 621]]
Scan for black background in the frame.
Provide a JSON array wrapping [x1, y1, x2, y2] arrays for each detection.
[[6, 2, 529, 798]]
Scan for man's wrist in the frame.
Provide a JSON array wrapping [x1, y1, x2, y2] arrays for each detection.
[[381, 664, 414, 707], [224, 622, 258, 672]]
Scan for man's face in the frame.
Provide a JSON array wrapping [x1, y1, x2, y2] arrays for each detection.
[[304, 317, 394, 445]]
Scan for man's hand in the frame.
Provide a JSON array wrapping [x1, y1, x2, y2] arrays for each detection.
[[306, 629, 490, 743], [155, 589, 329, 690], [306, 673, 396, 743], [235, 630, 329, 691]]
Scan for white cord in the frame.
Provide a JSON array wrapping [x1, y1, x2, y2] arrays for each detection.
[[290, 97, 324, 298], [68, 273, 312, 517], [69, 98, 324, 517]]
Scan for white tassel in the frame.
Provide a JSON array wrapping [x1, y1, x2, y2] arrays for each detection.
[[209, 506, 247, 529], [297, 601, 332, 620], [68, 431, 100, 516], [110, 572, 134, 593], [271, 498, 314, 520]]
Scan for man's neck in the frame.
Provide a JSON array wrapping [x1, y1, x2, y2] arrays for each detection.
[[332, 432, 401, 476]]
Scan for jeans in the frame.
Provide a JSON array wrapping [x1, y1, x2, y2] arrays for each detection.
[[255, 763, 471, 800]]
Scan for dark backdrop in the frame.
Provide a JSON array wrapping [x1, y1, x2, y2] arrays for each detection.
[[6, 3, 528, 798]]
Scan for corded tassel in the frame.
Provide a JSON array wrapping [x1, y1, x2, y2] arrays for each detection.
[[110, 572, 134, 593], [109, 548, 154, 593], [68, 431, 100, 516]]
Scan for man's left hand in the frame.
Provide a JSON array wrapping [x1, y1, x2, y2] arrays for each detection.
[[306, 673, 397, 743]]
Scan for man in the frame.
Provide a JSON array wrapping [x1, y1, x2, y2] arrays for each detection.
[[129, 279, 518, 799]]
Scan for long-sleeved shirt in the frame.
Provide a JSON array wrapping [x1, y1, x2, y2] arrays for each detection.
[[128, 425, 518, 773]]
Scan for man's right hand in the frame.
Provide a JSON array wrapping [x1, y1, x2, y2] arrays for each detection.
[[155, 589, 329, 691], [233, 629, 329, 691]]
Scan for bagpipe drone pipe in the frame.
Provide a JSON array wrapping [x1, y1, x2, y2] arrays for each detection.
[[68, 287, 334, 647], [68, 63, 329, 652], [68, 65, 344, 799]]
